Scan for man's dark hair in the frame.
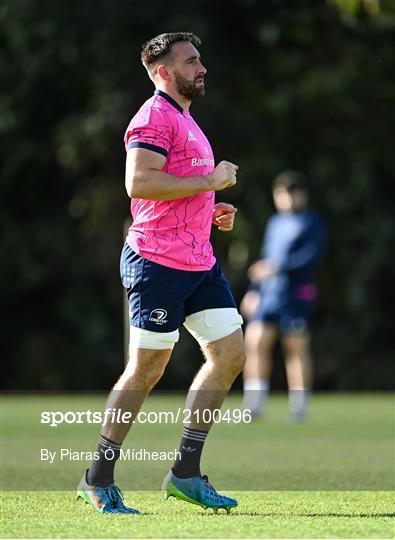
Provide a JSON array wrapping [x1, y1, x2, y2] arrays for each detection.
[[141, 32, 201, 69], [272, 170, 308, 192]]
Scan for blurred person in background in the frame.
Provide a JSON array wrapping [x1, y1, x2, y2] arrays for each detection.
[[241, 171, 325, 421]]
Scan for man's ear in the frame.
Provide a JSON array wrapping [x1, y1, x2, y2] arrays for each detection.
[[157, 64, 172, 82]]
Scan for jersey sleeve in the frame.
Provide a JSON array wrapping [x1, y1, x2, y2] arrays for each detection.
[[124, 106, 173, 157]]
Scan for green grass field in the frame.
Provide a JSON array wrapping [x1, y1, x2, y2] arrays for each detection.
[[1, 393, 394, 538]]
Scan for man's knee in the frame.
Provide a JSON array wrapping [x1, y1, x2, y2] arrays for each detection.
[[207, 344, 244, 380], [125, 327, 179, 388], [122, 355, 166, 390], [245, 323, 277, 359], [282, 332, 310, 357], [229, 346, 246, 376], [204, 328, 246, 377], [143, 362, 167, 388]]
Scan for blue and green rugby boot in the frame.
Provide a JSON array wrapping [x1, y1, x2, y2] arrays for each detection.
[[162, 470, 237, 514], [77, 470, 139, 514]]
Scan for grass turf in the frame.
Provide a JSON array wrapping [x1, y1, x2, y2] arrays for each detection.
[[1, 393, 394, 538], [1, 490, 394, 538]]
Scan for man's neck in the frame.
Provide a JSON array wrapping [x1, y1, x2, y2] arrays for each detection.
[[155, 85, 191, 112]]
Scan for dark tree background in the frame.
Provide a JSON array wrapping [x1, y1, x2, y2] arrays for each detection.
[[1, 0, 394, 390]]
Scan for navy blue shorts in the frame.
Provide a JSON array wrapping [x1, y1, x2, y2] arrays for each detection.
[[251, 300, 314, 333], [120, 242, 237, 333]]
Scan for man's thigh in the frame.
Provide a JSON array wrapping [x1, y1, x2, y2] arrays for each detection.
[[183, 263, 243, 347], [120, 242, 204, 334], [245, 320, 278, 351], [201, 327, 245, 363], [282, 331, 311, 355], [184, 263, 236, 316]]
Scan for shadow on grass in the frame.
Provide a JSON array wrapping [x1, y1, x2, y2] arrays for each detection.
[[227, 512, 395, 518]]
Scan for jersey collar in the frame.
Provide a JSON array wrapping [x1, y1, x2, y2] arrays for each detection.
[[154, 90, 184, 113]]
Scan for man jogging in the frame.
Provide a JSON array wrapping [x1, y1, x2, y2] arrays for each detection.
[[77, 32, 245, 514]]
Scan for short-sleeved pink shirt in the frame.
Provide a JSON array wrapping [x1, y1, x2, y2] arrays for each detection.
[[124, 90, 216, 271]]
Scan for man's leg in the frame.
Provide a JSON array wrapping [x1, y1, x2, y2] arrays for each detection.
[[81, 242, 181, 512], [77, 338, 174, 514], [164, 309, 244, 512], [282, 331, 312, 420], [171, 328, 245, 477], [242, 321, 277, 417], [87, 346, 172, 487]]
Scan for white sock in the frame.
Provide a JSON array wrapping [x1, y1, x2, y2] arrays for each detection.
[[243, 378, 269, 415], [288, 387, 309, 416]]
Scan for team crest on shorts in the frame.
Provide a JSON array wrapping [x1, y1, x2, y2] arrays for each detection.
[[149, 308, 168, 325]]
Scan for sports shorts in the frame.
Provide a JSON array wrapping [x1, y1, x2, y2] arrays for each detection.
[[251, 299, 314, 333], [120, 242, 237, 333]]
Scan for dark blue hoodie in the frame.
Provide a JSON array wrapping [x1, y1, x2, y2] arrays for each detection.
[[257, 209, 325, 311]]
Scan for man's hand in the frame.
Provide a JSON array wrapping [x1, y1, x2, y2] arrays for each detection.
[[209, 161, 238, 191], [212, 203, 237, 232], [248, 259, 276, 282], [240, 290, 260, 319]]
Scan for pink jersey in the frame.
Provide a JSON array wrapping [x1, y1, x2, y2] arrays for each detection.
[[124, 90, 216, 271]]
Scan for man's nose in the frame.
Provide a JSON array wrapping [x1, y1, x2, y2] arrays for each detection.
[[199, 62, 207, 75]]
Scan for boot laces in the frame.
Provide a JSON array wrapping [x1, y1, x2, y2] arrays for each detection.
[[202, 475, 217, 493], [107, 484, 124, 507]]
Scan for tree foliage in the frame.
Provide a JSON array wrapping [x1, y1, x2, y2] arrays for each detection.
[[1, 0, 394, 390]]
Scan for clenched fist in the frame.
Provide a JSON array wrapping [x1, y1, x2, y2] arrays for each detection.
[[209, 161, 238, 191], [212, 203, 237, 232]]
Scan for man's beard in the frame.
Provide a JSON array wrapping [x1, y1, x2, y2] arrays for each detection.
[[174, 71, 205, 100]]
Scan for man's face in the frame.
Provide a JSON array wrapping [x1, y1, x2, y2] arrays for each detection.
[[167, 41, 207, 100], [273, 187, 308, 212]]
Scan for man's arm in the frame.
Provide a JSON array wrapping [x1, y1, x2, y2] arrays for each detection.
[[247, 218, 276, 282], [125, 148, 238, 200], [276, 221, 325, 272]]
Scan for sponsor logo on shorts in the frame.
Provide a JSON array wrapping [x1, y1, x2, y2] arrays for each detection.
[[149, 308, 168, 325]]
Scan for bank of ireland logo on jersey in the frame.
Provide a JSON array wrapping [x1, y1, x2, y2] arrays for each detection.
[[149, 308, 168, 325], [188, 130, 197, 141]]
